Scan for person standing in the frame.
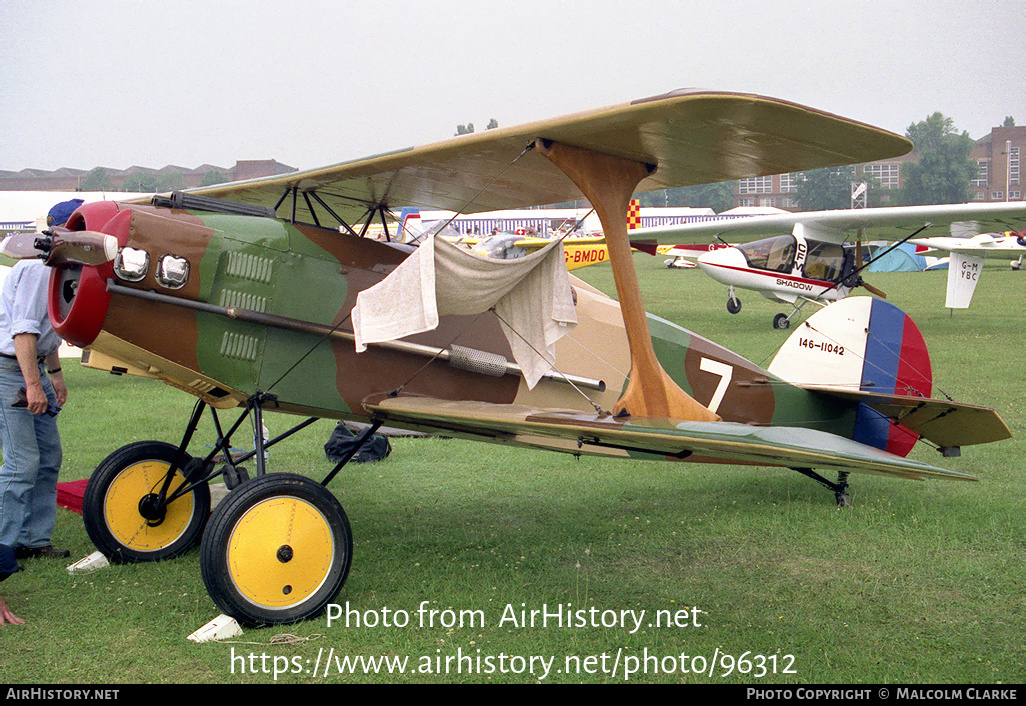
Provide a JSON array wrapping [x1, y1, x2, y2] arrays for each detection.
[[0, 200, 74, 560], [0, 544, 24, 624]]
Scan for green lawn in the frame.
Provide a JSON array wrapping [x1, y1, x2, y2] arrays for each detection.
[[1, 255, 1023, 684]]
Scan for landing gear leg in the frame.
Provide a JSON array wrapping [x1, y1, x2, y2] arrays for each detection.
[[195, 393, 366, 625], [83, 391, 364, 625], [773, 299, 813, 330], [726, 286, 742, 314], [790, 468, 852, 506]]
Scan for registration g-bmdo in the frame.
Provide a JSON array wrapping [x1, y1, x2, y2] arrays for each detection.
[[4, 90, 1010, 626]]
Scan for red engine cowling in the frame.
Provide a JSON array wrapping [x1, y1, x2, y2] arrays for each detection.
[[49, 200, 130, 347]]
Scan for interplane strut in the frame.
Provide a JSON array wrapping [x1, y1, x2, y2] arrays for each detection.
[[536, 139, 719, 422]]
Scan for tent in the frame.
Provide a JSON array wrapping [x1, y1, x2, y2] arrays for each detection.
[[865, 242, 937, 272]]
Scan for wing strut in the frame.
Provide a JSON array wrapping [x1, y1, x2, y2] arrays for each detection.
[[535, 139, 719, 422]]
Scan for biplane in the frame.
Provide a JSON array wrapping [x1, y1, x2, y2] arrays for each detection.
[[5, 90, 1012, 627], [630, 202, 1026, 327]]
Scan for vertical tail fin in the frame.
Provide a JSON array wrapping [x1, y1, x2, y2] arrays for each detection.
[[944, 252, 983, 308], [398, 207, 421, 242], [627, 199, 640, 230], [767, 297, 933, 457]]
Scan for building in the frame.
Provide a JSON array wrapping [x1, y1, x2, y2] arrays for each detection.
[[0, 159, 296, 192], [970, 126, 1024, 202], [731, 125, 1026, 210]]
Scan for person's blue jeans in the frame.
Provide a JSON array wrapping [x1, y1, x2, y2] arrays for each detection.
[[0, 358, 62, 549]]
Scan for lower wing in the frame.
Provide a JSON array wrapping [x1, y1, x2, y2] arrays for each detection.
[[363, 395, 977, 482]]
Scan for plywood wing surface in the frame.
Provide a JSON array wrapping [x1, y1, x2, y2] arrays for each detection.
[[364, 395, 975, 482], [189, 90, 912, 227]]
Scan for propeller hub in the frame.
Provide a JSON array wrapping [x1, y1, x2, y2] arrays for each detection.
[[47, 200, 124, 348]]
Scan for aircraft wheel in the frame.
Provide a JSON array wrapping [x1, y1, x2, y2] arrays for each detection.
[[200, 473, 352, 626], [836, 492, 852, 507], [83, 441, 210, 563], [726, 297, 742, 314], [773, 313, 791, 330]]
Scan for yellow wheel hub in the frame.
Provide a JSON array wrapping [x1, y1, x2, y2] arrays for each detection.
[[225, 495, 336, 610], [104, 461, 195, 552]]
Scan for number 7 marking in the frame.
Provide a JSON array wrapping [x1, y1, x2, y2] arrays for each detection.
[[699, 358, 733, 413]]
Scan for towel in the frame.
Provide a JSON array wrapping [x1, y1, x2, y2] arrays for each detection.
[[353, 235, 577, 388]]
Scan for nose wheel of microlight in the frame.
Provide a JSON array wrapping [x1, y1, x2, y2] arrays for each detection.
[[726, 286, 742, 314]]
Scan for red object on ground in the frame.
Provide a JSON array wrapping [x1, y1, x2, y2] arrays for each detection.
[[56, 479, 88, 514]]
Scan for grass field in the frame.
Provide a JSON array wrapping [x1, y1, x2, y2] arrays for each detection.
[[1, 255, 1023, 684]]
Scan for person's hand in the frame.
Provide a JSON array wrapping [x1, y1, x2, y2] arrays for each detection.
[[51, 375, 67, 408], [0, 597, 24, 625], [25, 381, 48, 415]]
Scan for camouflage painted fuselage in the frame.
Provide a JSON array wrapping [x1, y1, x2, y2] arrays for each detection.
[[52, 200, 858, 459]]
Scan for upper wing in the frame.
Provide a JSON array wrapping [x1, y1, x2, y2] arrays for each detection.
[[187, 90, 911, 229], [364, 395, 975, 482], [630, 202, 1026, 246]]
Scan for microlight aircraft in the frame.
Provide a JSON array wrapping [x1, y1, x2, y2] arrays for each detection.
[[633, 202, 1026, 327], [908, 229, 1026, 308], [5, 90, 1012, 627]]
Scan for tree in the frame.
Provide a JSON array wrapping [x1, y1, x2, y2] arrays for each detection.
[[793, 167, 886, 210], [794, 166, 857, 210], [900, 112, 976, 205], [456, 119, 498, 135], [200, 170, 229, 186], [155, 171, 184, 192], [77, 167, 113, 192], [1003, 116, 1016, 127]]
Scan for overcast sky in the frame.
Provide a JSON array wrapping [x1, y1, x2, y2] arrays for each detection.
[[2, 0, 1021, 173]]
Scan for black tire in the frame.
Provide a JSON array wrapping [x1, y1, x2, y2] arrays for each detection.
[[773, 313, 791, 330], [726, 297, 742, 314], [200, 473, 352, 626], [82, 441, 210, 563]]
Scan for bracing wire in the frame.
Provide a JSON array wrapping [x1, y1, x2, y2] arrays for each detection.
[[421, 143, 537, 238], [266, 142, 539, 393], [390, 311, 489, 395], [264, 312, 353, 394], [489, 308, 609, 416]]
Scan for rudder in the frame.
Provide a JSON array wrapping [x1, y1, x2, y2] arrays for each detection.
[[768, 297, 932, 457]]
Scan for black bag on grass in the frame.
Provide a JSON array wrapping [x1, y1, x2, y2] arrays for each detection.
[[324, 422, 392, 463]]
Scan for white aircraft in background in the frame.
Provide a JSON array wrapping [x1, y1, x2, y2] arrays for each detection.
[[909, 230, 1026, 308], [631, 201, 1026, 327]]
